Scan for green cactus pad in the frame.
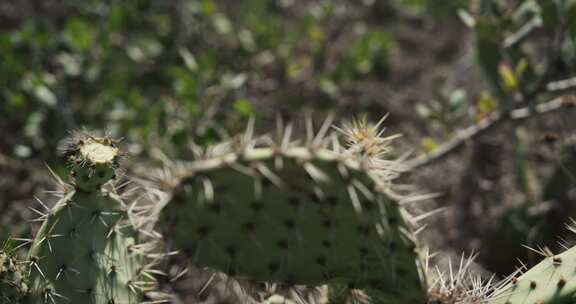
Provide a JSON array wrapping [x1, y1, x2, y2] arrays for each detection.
[[0, 250, 28, 303], [24, 133, 152, 304], [25, 189, 146, 304], [161, 145, 426, 303], [486, 245, 576, 304]]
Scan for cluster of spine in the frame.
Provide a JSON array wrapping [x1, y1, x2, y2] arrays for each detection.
[[0, 250, 28, 303], [22, 133, 161, 304], [158, 117, 429, 303]]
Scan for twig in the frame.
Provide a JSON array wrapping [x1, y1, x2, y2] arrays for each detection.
[[547, 77, 576, 92], [405, 95, 576, 171], [503, 17, 540, 48]]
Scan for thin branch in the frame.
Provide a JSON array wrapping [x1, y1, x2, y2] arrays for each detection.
[[405, 95, 576, 171], [547, 77, 576, 92]]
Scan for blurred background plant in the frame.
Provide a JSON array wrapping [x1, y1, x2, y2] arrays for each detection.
[[0, 0, 575, 303]]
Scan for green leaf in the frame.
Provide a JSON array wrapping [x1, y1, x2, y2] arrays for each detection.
[[498, 62, 518, 92], [421, 137, 438, 153], [62, 18, 96, 51], [234, 98, 253, 116], [476, 91, 497, 120]]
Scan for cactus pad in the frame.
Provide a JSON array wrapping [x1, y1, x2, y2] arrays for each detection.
[[25, 133, 152, 304], [25, 190, 148, 304], [160, 118, 426, 303], [486, 245, 576, 304]]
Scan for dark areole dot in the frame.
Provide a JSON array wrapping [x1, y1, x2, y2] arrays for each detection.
[[288, 197, 301, 208], [173, 192, 186, 205], [326, 196, 338, 207], [181, 176, 196, 185], [309, 193, 321, 204], [315, 256, 327, 266], [225, 245, 237, 257], [250, 201, 263, 212], [529, 281, 537, 289], [321, 240, 332, 248], [68, 227, 78, 237], [243, 222, 256, 232], [388, 216, 398, 225], [284, 219, 296, 229], [98, 169, 107, 179], [268, 261, 280, 273], [359, 247, 369, 256], [209, 203, 222, 214], [369, 280, 380, 289], [196, 225, 211, 237], [278, 239, 289, 250], [322, 218, 333, 229], [389, 241, 397, 252], [262, 178, 273, 188], [357, 225, 371, 236], [362, 200, 375, 211], [183, 247, 195, 256]]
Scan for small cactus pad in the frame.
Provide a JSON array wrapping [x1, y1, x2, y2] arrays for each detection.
[[25, 134, 150, 304], [0, 250, 28, 303], [25, 189, 147, 304], [486, 245, 576, 304], [161, 136, 426, 303]]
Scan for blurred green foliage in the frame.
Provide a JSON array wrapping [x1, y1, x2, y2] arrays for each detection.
[[0, 0, 404, 167]]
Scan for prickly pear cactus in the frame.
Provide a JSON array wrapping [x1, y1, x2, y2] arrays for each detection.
[[24, 133, 152, 304], [159, 117, 427, 303], [486, 244, 576, 304], [0, 250, 28, 303]]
